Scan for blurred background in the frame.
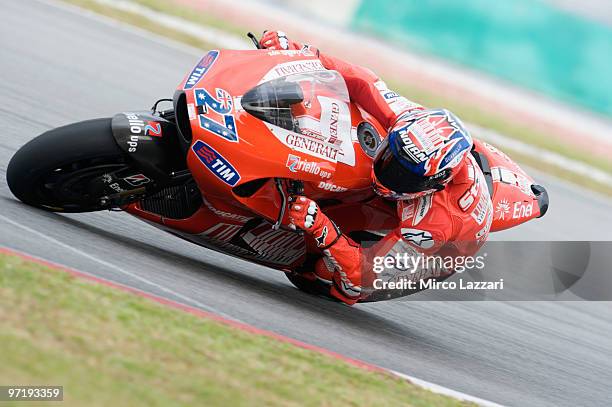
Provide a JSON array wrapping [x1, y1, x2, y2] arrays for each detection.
[[282, 0, 612, 117]]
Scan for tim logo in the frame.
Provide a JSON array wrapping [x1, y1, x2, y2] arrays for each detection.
[[194, 87, 238, 142], [192, 140, 241, 186], [184, 50, 219, 90], [144, 121, 162, 137]]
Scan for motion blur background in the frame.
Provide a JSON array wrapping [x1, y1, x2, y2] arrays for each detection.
[[282, 0, 612, 117]]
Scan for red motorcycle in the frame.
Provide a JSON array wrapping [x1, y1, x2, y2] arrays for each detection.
[[6, 36, 548, 302]]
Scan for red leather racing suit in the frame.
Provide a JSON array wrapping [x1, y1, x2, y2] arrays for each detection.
[[288, 44, 494, 304]]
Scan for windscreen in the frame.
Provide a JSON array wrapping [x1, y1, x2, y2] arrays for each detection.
[[241, 71, 350, 139]]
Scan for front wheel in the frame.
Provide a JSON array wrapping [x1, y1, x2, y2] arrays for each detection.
[[6, 118, 132, 212]]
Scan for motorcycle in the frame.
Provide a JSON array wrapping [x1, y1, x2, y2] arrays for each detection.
[[6, 35, 548, 302]]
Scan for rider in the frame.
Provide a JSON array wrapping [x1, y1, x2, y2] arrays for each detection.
[[259, 31, 493, 305]]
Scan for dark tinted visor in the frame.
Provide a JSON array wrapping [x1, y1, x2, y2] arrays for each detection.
[[373, 137, 447, 193]]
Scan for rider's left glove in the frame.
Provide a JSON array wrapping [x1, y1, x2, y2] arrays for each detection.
[[259, 30, 302, 51], [288, 196, 362, 305]]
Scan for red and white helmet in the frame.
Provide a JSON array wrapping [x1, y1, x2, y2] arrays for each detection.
[[372, 109, 473, 200]]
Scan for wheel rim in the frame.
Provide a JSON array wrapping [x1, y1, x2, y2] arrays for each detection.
[[34, 158, 128, 211]]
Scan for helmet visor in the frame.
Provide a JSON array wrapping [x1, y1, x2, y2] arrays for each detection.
[[373, 137, 448, 193]]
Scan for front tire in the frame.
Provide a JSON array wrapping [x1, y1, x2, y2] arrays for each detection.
[[6, 118, 128, 212]]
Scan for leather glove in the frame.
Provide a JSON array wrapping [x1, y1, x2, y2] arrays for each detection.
[[288, 196, 362, 305], [288, 195, 342, 248], [259, 30, 302, 51]]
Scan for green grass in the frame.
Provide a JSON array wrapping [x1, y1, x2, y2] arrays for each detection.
[[0, 253, 473, 407]]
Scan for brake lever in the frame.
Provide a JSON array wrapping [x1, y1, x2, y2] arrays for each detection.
[[247, 32, 263, 49]]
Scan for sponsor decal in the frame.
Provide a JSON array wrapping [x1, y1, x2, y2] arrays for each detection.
[[144, 121, 162, 137], [199, 221, 305, 266], [374, 80, 420, 114], [400, 228, 435, 249], [439, 135, 471, 170], [413, 194, 433, 225], [286, 133, 340, 161], [261, 59, 326, 81], [512, 201, 534, 219], [471, 197, 489, 225], [383, 90, 400, 100], [400, 201, 415, 221], [457, 159, 491, 225], [388, 97, 421, 115], [398, 129, 428, 163], [477, 206, 493, 243], [123, 173, 151, 187], [202, 196, 252, 223], [318, 181, 348, 193], [458, 172, 481, 211], [184, 50, 219, 90], [187, 103, 196, 120], [315, 226, 328, 247], [495, 199, 511, 220], [266, 49, 315, 57], [192, 140, 241, 186], [327, 102, 340, 145], [318, 96, 351, 148], [491, 166, 535, 197], [194, 87, 238, 142], [285, 154, 331, 178], [108, 182, 124, 193], [124, 112, 145, 153]]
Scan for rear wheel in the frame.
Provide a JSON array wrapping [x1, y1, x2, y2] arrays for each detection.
[[285, 255, 340, 302], [285, 271, 337, 298], [6, 118, 132, 212]]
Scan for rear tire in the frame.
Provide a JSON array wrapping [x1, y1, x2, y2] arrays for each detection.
[[6, 118, 128, 212], [285, 271, 340, 302]]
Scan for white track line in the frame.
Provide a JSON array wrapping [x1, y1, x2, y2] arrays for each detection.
[[391, 370, 505, 407], [0, 213, 238, 321]]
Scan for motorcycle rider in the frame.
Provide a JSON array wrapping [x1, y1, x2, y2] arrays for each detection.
[[259, 31, 493, 305]]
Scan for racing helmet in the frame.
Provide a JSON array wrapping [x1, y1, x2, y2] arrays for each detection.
[[372, 109, 473, 200]]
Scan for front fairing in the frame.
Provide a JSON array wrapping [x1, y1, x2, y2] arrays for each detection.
[[180, 50, 376, 212]]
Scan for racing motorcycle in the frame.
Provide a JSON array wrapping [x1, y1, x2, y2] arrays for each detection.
[[6, 35, 548, 302]]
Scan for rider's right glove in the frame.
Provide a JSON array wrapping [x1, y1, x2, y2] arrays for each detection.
[[288, 196, 362, 305], [259, 30, 302, 51]]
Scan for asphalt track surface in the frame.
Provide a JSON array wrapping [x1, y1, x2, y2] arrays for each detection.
[[2, 2, 612, 406]]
